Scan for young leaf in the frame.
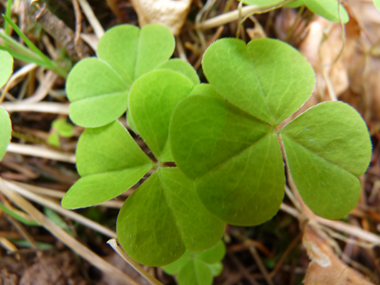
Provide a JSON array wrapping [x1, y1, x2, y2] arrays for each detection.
[[177, 259, 213, 285], [128, 69, 195, 162], [117, 167, 225, 266], [170, 95, 285, 226], [62, 121, 153, 209], [162, 241, 225, 275], [0, 50, 13, 88], [280, 102, 371, 219], [304, 0, 349, 23], [202, 38, 315, 126], [196, 240, 226, 264], [66, 24, 175, 128]]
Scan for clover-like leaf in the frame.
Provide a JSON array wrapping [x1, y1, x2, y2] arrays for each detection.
[[0, 50, 13, 88], [304, 0, 349, 23], [280, 102, 372, 219], [163, 241, 225, 285], [129, 69, 195, 162], [202, 38, 315, 126], [117, 167, 225, 266], [0, 107, 12, 161], [62, 121, 153, 209], [170, 95, 285, 226], [67, 24, 174, 128], [177, 259, 213, 285]]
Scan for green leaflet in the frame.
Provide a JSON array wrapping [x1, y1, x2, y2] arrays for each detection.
[[117, 168, 225, 266], [62, 121, 153, 209], [66, 24, 175, 128], [0, 51, 13, 161], [163, 241, 226, 285], [280, 102, 371, 219], [170, 95, 285, 226], [304, 0, 349, 23], [0, 50, 13, 88], [0, 107, 11, 161], [128, 69, 195, 162], [202, 38, 315, 126], [127, 59, 200, 135]]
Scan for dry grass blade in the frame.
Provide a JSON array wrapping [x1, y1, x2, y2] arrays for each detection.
[[108, 239, 163, 285], [2, 102, 69, 114], [7, 143, 76, 163], [0, 178, 140, 285], [2, 180, 116, 238]]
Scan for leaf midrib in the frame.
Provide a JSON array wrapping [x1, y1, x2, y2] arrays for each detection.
[[81, 162, 153, 177], [72, 90, 130, 103], [281, 133, 355, 176], [196, 131, 272, 180]]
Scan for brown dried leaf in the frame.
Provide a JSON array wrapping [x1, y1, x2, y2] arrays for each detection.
[[130, 0, 191, 35], [302, 225, 373, 285]]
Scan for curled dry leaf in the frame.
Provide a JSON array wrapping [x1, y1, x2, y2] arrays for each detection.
[[302, 225, 373, 285], [130, 0, 191, 35]]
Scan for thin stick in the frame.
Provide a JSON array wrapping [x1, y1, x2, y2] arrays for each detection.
[[196, 0, 296, 30], [2, 102, 69, 114], [246, 243, 274, 285], [108, 239, 164, 285], [7, 143, 76, 163], [23, 70, 58, 103], [78, 0, 104, 39], [3, 180, 116, 238], [0, 179, 138, 285], [72, 0, 84, 58]]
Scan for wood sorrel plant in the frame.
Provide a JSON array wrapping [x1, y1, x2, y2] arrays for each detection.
[[62, 24, 372, 267]]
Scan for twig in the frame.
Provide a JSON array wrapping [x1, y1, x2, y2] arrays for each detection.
[[227, 252, 260, 285], [72, 0, 84, 58], [108, 239, 164, 285], [196, 0, 296, 30], [78, 0, 104, 39], [246, 242, 274, 285], [7, 143, 76, 163], [0, 179, 138, 285]]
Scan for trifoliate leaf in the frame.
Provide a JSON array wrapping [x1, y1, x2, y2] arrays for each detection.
[[67, 24, 174, 128]]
